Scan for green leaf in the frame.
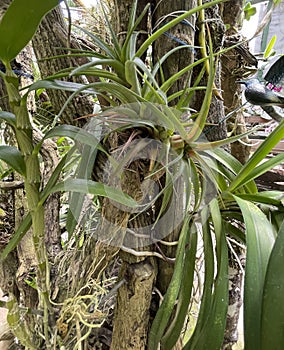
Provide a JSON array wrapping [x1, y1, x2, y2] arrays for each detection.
[[148, 217, 191, 350], [0, 213, 31, 260], [0, 145, 26, 176], [70, 59, 125, 81], [0, 0, 59, 62], [237, 192, 283, 207], [186, 34, 215, 141], [100, 5, 121, 59], [121, 0, 150, 61], [192, 129, 253, 151], [34, 125, 105, 155], [66, 144, 98, 237], [74, 25, 118, 59], [244, 2, 257, 21], [161, 223, 197, 349], [29, 79, 96, 95], [183, 210, 215, 349], [228, 120, 284, 192], [261, 221, 284, 349], [125, 60, 141, 94], [241, 152, 284, 186], [0, 111, 16, 127], [233, 196, 275, 350], [0, 148, 75, 259], [135, 0, 224, 59], [40, 179, 138, 208], [209, 149, 257, 194], [264, 35, 277, 58], [184, 202, 228, 350], [223, 220, 246, 243]]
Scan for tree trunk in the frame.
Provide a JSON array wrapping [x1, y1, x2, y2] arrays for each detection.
[[190, 1, 227, 141], [220, 0, 254, 164], [0, 4, 62, 347], [220, 2, 257, 348], [111, 259, 156, 350], [152, 0, 196, 104], [32, 6, 95, 126]]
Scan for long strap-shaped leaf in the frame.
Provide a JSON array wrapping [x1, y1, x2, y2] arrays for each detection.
[[147, 216, 191, 350], [135, 0, 224, 59], [161, 223, 198, 350], [233, 195, 275, 350], [184, 201, 228, 350], [228, 119, 284, 192], [261, 221, 284, 349]]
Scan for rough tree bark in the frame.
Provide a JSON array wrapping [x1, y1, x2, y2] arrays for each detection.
[[152, 0, 197, 104], [0, 2, 92, 348], [220, 0, 256, 164], [32, 6, 95, 126], [189, 0, 228, 141], [0, 44, 62, 350], [220, 1, 257, 348]]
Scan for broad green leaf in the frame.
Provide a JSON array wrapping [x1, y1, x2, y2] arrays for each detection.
[[0, 0, 59, 62], [0, 111, 16, 127], [261, 221, 284, 349], [209, 148, 257, 194], [0, 145, 26, 176], [234, 196, 275, 350], [208, 148, 242, 175]]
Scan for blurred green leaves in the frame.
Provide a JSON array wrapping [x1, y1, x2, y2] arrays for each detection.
[[244, 2, 257, 21]]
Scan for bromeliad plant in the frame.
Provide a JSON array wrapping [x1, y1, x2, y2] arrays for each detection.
[[0, 0, 284, 349]]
